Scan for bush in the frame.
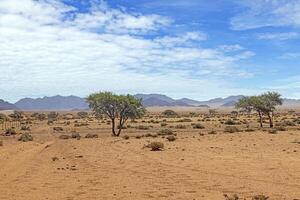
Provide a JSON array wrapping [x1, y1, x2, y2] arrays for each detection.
[[268, 129, 278, 134], [252, 195, 269, 200], [21, 126, 30, 131], [85, 133, 99, 138], [71, 132, 81, 139], [160, 122, 168, 127], [18, 133, 33, 142], [4, 128, 17, 136], [148, 142, 164, 151], [157, 129, 174, 136], [77, 111, 89, 119], [166, 135, 176, 142], [162, 110, 178, 117], [244, 128, 255, 132], [276, 126, 287, 131], [208, 130, 217, 135], [0, 140, 3, 146], [175, 124, 186, 129], [224, 194, 239, 200], [53, 127, 63, 132], [192, 123, 205, 129], [177, 118, 192, 122], [136, 125, 149, 130], [224, 119, 237, 125], [224, 126, 239, 133], [123, 135, 130, 140], [59, 135, 70, 140]]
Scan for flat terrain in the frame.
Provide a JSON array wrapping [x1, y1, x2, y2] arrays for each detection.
[[0, 112, 299, 200]]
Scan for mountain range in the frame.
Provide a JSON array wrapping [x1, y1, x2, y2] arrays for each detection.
[[0, 94, 299, 111]]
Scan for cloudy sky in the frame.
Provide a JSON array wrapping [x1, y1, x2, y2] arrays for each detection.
[[1, 0, 300, 102]]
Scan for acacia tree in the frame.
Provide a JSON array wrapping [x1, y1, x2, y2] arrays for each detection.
[[260, 92, 283, 128], [87, 92, 145, 137], [236, 96, 265, 127], [236, 92, 283, 128]]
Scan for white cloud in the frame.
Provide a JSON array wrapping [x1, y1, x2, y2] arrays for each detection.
[[231, 0, 300, 30], [0, 0, 254, 101], [257, 32, 300, 40], [280, 52, 300, 59]]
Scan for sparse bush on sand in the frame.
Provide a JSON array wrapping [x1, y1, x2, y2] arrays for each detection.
[[192, 123, 205, 129], [85, 133, 99, 139], [157, 128, 174, 136], [59, 135, 70, 140], [18, 133, 33, 142], [252, 195, 269, 200], [224, 126, 240, 133], [166, 135, 176, 142], [147, 142, 164, 151], [71, 132, 81, 139]]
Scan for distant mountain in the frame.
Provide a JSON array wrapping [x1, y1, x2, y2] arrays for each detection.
[[198, 95, 245, 107], [134, 94, 194, 107], [0, 99, 18, 111], [15, 95, 89, 111], [222, 100, 238, 107], [0, 94, 299, 111]]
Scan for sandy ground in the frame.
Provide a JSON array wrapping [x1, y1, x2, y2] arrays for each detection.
[[0, 114, 300, 200]]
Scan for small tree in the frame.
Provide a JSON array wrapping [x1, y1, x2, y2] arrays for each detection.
[[236, 96, 265, 128], [260, 92, 283, 128], [87, 92, 145, 137], [236, 92, 282, 128]]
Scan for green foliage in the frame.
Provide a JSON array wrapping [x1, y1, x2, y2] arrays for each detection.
[[48, 112, 59, 121], [77, 111, 89, 119], [87, 92, 145, 136], [162, 109, 178, 117], [236, 92, 283, 128]]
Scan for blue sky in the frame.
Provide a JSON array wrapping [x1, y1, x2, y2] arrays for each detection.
[[1, 0, 300, 102]]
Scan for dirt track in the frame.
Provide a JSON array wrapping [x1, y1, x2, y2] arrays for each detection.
[[1, 129, 299, 200]]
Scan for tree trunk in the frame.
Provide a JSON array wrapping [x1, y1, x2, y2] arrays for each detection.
[[111, 118, 117, 136], [268, 113, 273, 128], [116, 118, 122, 137], [258, 111, 263, 128]]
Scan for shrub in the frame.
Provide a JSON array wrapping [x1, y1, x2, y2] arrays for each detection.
[[85, 133, 99, 138], [224, 126, 239, 133], [160, 122, 168, 127], [71, 132, 81, 139], [48, 112, 58, 121], [21, 126, 30, 131], [208, 130, 217, 135], [162, 110, 178, 117], [0, 140, 3, 146], [166, 135, 176, 142], [192, 123, 205, 129], [276, 126, 287, 131], [252, 195, 269, 200], [18, 133, 33, 142], [175, 124, 186, 129], [224, 119, 237, 125], [123, 135, 130, 140], [53, 127, 63, 132], [224, 194, 239, 200], [157, 129, 174, 136], [77, 111, 89, 119], [244, 128, 255, 132], [148, 142, 164, 151], [4, 128, 17, 136], [135, 135, 143, 139], [268, 129, 278, 134], [177, 118, 192, 122], [59, 135, 70, 140], [136, 125, 149, 130]]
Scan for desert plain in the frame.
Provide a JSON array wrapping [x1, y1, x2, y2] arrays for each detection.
[[0, 109, 299, 200]]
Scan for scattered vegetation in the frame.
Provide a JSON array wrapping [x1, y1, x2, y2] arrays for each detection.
[[18, 133, 33, 142]]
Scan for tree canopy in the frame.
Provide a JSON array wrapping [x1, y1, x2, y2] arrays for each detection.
[[87, 92, 145, 136], [236, 92, 283, 128]]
